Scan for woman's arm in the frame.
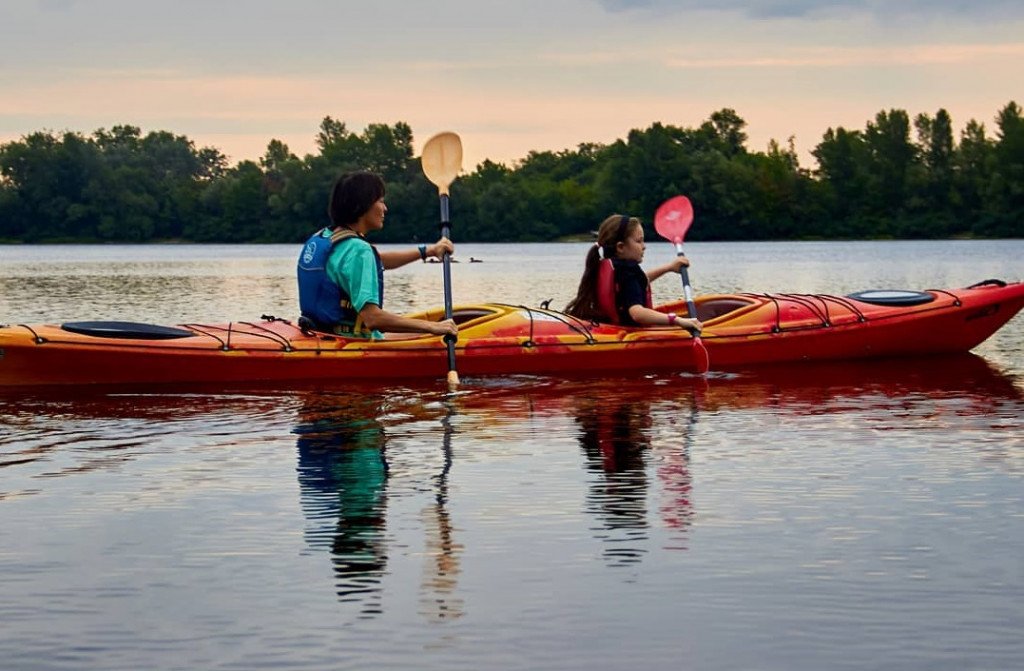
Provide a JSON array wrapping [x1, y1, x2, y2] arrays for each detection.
[[358, 303, 458, 336], [379, 237, 454, 270]]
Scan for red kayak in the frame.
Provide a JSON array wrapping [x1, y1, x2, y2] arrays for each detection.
[[0, 279, 1021, 387]]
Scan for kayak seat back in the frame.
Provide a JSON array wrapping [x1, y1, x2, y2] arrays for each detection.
[[595, 259, 652, 324], [61, 321, 196, 340], [596, 259, 620, 324]]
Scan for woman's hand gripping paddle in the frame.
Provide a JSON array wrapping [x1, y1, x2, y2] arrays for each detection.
[[654, 195, 710, 374], [421, 132, 464, 388]]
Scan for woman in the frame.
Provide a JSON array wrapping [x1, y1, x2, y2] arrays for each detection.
[[297, 171, 458, 338], [565, 214, 703, 330]]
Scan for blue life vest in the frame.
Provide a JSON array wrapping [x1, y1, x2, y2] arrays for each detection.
[[297, 228, 383, 333]]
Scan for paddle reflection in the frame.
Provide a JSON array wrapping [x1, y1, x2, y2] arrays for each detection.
[[418, 400, 464, 622]]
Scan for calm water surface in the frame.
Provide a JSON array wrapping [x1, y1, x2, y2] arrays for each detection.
[[1, 241, 1022, 670]]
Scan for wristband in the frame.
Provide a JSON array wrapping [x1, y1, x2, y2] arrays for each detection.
[[666, 312, 677, 325], [418, 244, 428, 261]]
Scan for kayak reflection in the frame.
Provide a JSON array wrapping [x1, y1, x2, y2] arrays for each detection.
[[0, 351, 1016, 604], [695, 352, 1021, 416], [454, 353, 1021, 564]]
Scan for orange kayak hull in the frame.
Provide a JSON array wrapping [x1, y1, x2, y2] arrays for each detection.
[[1, 281, 1021, 387], [0, 304, 697, 387]]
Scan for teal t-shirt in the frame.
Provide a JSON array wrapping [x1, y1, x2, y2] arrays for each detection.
[[325, 234, 383, 339]]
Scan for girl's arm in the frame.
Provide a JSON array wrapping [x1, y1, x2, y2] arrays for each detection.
[[627, 304, 702, 331], [645, 256, 690, 283]]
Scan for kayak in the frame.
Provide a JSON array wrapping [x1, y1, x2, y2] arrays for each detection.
[[0, 279, 1021, 387]]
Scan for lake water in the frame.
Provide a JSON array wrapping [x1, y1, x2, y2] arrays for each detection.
[[1, 240, 1023, 670]]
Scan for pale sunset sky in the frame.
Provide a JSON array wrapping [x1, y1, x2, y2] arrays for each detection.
[[2, 0, 1022, 170]]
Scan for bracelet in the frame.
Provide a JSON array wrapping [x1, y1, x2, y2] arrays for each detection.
[[417, 244, 428, 261], [666, 312, 677, 325]]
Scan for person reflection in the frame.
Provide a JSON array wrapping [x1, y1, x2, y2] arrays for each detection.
[[294, 394, 389, 618], [575, 396, 652, 567], [574, 390, 695, 566]]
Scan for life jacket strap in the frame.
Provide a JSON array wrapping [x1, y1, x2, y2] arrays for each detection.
[[330, 228, 360, 244]]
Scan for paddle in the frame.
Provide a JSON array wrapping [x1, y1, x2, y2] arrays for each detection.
[[421, 132, 464, 388], [654, 195, 710, 374]]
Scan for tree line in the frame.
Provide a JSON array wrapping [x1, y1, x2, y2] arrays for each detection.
[[1, 103, 1021, 243]]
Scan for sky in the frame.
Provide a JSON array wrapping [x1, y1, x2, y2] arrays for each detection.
[[2, 0, 1022, 170]]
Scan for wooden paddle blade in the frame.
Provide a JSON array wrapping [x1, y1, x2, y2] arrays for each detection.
[[446, 369, 460, 389], [421, 132, 463, 196], [654, 195, 694, 243]]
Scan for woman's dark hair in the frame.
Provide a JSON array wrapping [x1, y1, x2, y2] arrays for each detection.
[[565, 214, 641, 320], [328, 171, 386, 228]]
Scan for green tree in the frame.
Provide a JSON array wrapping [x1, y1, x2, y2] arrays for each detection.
[[987, 101, 1024, 236], [0, 131, 103, 240], [194, 161, 269, 241], [698, 108, 748, 157], [1, 105, 1021, 244], [955, 119, 993, 226], [864, 109, 918, 221], [910, 109, 956, 235]]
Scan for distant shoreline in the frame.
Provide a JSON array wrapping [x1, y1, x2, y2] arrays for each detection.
[[2, 235, 1017, 245]]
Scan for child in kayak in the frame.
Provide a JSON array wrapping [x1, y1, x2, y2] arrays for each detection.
[[565, 214, 703, 330], [297, 171, 458, 338]]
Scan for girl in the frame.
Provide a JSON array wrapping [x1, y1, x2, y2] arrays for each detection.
[[565, 214, 703, 331]]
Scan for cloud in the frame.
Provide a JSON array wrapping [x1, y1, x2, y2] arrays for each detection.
[[37, 0, 76, 11], [663, 43, 1024, 69], [2, 0, 1020, 171], [595, 0, 1024, 20], [538, 41, 1024, 71]]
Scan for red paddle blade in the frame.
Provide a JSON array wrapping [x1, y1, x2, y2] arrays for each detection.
[[692, 337, 710, 374], [654, 196, 694, 244]]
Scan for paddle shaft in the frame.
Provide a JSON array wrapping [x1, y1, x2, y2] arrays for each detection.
[[674, 242, 700, 336], [439, 194, 457, 374]]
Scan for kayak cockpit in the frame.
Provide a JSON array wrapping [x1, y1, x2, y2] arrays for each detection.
[[695, 297, 758, 321]]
